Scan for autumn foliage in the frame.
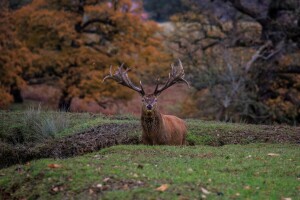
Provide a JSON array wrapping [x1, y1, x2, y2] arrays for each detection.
[[0, 0, 170, 110]]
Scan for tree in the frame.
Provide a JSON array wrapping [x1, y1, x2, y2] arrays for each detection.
[[0, 2, 34, 108], [6, 0, 170, 110], [168, 0, 300, 124]]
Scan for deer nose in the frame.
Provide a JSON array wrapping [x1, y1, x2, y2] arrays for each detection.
[[147, 105, 152, 110]]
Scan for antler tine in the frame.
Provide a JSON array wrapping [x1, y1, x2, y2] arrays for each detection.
[[102, 65, 113, 82], [153, 60, 189, 96], [153, 78, 160, 94], [103, 64, 145, 96], [140, 80, 146, 94]]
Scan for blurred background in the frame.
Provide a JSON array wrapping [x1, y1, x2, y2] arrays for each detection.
[[0, 0, 299, 125]]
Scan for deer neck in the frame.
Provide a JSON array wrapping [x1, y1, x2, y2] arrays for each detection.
[[141, 107, 162, 134]]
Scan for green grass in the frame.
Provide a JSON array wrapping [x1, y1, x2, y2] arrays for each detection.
[[0, 111, 299, 199], [0, 110, 138, 142], [1, 110, 298, 146], [1, 144, 299, 199]]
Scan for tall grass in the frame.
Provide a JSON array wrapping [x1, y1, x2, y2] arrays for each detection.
[[0, 106, 70, 144], [22, 105, 70, 142]]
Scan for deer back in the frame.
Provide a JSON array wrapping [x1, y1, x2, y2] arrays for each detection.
[[161, 114, 187, 145]]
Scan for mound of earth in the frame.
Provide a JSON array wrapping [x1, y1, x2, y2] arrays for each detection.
[[1, 121, 299, 169], [0, 123, 141, 169]]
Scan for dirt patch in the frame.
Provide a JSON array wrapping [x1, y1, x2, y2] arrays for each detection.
[[1, 121, 299, 168], [0, 123, 142, 169], [188, 125, 300, 146], [210, 126, 300, 146]]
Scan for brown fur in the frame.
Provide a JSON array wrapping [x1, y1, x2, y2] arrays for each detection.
[[141, 106, 187, 145]]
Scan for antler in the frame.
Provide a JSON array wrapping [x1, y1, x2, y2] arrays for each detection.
[[103, 64, 145, 96], [153, 59, 189, 96]]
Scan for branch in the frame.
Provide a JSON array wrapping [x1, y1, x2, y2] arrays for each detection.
[[76, 18, 115, 32], [244, 41, 272, 72]]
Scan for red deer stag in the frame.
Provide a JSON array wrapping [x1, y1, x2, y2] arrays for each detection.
[[103, 60, 189, 145]]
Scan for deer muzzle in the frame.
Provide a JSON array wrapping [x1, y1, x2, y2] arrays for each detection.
[[146, 105, 153, 110]]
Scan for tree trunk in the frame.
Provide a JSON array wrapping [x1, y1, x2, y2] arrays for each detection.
[[58, 92, 72, 111], [10, 86, 23, 103]]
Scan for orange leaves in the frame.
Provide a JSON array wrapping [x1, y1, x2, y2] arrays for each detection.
[[155, 184, 169, 192], [0, 0, 171, 110], [0, 86, 13, 109]]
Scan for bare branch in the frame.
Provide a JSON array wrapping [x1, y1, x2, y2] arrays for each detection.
[[244, 41, 272, 72]]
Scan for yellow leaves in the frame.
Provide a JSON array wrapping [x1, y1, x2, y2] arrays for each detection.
[[155, 184, 169, 192]]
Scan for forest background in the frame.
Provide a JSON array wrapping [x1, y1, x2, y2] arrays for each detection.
[[1, 0, 299, 125]]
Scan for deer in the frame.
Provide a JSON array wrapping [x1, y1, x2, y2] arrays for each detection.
[[103, 60, 189, 145]]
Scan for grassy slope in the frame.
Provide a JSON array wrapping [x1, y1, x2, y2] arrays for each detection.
[[1, 144, 299, 199], [0, 111, 299, 199]]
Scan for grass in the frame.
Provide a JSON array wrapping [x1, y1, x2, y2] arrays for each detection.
[[0, 110, 138, 143], [0, 144, 299, 199], [0, 110, 299, 199]]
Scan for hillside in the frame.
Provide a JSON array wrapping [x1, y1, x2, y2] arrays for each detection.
[[0, 111, 299, 199]]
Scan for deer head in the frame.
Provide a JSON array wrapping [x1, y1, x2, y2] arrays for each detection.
[[103, 60, 189, 112]]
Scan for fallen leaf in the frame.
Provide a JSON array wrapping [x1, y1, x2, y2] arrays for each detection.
[[244, 185, 251, 190], [156, 184, 169, 192], [201, 194, 207, 199], [267, 153, 280, 157], [236, 193, 240, 196], [103, 177, 110, 182], [48, 164, 62, 169], [281, 198, 292, 200], [51, 185, 64, 193], [201, 187, 211, 194]]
